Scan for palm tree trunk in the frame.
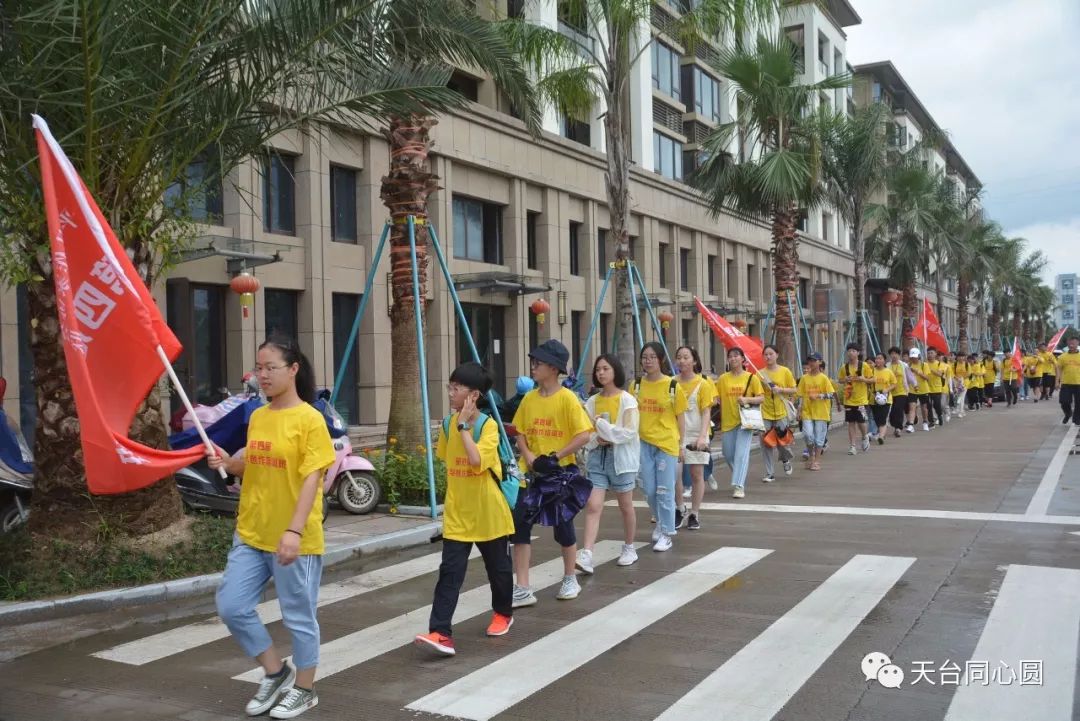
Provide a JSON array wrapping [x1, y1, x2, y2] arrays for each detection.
[[989, 298, 1001, 352], [901, 283, 918, 351], [1022, 313, 1031, 345], [381, 114, 439, 450], [956, 277, 970, 355], [852, 215, 867, 355], [771, 207, 800, 368], [604, 76, 636, 378]]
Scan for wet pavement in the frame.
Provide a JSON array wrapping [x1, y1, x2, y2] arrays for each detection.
[[1, 400, 1078, 721]]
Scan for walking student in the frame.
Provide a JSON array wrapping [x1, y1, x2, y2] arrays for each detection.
[[674, 346, 716, 530], [924, 347, 947, 427], [415, 362, 515, 658], [870, 353, 897, 445], [965, 353, 984, 410], [1002, 353, 1020, 407], [578, 354, 640, 573], [511, 339, 593, 606], [1057, 336, 1080, 426], [909, 347, 934, 429], [633, 341, 688, 551], [837, 343, 874, 454], [797, 352, 835, 471], [1022, 349, 1040, 401], [887, 347, 912, 437], [209, 336, 336, 719], [714, 347, 764, 498], [953, 352, 973, 417], [1038, 342, 1056, 401], [982, 350, 1000, 408], [759, 344, 797, 482]]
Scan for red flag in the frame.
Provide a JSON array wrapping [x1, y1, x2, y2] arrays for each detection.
[[694, 297, 765, 371], [1010, 337, 1023, 373], [1048, 326, 1068, 352], [912, 298, 951, 354], [34, 116, 204, 495]]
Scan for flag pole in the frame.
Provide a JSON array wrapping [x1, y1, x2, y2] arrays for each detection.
[[155, 345, 227, 479]]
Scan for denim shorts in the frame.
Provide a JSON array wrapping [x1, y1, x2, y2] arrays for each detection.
[[802, 419, 828, 448], [585, 446, 637, 493]]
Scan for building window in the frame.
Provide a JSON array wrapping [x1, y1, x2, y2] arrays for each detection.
[[707, 254, 717, 295], [652, 131, 684, 181], [799, 277, 810, 308], [526, 211, 539, 270], [1064, 279, 1074, 290], [447, 71, 479, 102], [747, 263, 756, 301], [330, 165, 358, 243], [658, 243, 668, 288], [571, 310, 584, 372], [453, 195, 503, 264], [1064, 295, 1075, 305], [569, 222, 582, 276], [599, 313, 610, 354], [785, 25, 805, 72], [681, 318, 693, 348], [507, 0, 525, 18], [264, 289, 299, 341], [822, 212, 833, 242], [332, 293, 361, 424], [529, 312, 539, 352], [1065, 309, 1075, 320], [164, 154, 223, 225], [562, 116, 591, 146], [597, 229, 608, 278], [262, 152, 296, 235], [680, 248, 690, 291], [726, 258, 735, 297], [762, 267, 770, 300], [691, 67, 721, 123], [651, 41, 681, 101]]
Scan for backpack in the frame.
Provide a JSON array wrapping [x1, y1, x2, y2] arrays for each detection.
[[631, 376, 679, 409], [441, 412, 520, 509]]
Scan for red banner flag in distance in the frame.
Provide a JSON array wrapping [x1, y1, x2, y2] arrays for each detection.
[[694, 297, 765, 371], [33, 115, 204, 494], [1011, 336, 1023, 373], [912, 298, 951, 354], [1048, 326, 1068, 352]]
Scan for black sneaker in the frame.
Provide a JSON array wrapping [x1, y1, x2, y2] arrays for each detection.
[[1065, 413, 1072, 425], [674, 507, 686, 529], [687, 513, 701, 531]]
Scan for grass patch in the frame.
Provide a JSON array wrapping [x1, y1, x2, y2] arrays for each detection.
[[0, 512, 235, 602]]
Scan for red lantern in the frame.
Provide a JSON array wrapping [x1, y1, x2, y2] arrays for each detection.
[[882, 290, 902, 306], [530, 298, 551, 326], [732, 318, 747, 330], [657, 310, 674, 330], [230, 271, 261, 319]]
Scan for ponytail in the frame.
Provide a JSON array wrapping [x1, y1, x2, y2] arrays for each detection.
[[260, 334, 317, 403]]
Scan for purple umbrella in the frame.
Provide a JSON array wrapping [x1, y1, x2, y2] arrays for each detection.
[[520, 464, 593, 526]]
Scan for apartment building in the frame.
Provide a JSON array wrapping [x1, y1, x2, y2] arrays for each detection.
[[1055, 274, 1078, 330], [852, 61, 986, 349], [0, 0, 865, 437]]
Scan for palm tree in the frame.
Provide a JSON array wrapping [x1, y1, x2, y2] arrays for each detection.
[[960, 228, 1016, 355], [542, 0, 778, 376], [0, 0, 536, 540], [819, 103, 890, 355], [692, 33, 848, 367]]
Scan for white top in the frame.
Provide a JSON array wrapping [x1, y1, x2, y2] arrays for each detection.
[[584, 390, 641, 475]]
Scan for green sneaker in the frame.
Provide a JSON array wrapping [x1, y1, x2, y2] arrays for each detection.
[[269, 686, 319, 719], [245, 662, 295, 716]]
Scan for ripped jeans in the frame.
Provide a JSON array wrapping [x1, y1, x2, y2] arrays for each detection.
[[639, 441, 677, 535]]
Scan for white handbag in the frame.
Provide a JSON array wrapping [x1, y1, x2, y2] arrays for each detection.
[[738, 375, 766, 432]]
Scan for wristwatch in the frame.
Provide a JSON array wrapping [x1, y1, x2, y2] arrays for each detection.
[[457, 421, 472, 432]]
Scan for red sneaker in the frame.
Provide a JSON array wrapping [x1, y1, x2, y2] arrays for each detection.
[[486, 613, 514, 637], [414, 632, 455, 656]]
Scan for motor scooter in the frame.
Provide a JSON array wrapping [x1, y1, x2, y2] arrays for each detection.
[[0, 378, 33, 533]]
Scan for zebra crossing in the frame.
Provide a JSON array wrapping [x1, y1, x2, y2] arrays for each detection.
[[87, 542, 1080, 721]]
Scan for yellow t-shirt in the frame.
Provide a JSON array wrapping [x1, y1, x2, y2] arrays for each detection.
[[946, 363, 955, 383], [634, 376, 689, 456], [714, 371, 765, 433], [1039, 352, 1056, 376], [237, 403, 336, 556], [888, 361, 910, 395], [983, 359, 999, 385], [678, 374, 718, 414], [910, 361, 931, 394], [954, 360, 971, 383], [1022, 355, 1040, 378], [437, 414, 513, 542], [873, 367, 898, 403], [926, 360, 947, 394], [1058, 350, 1080, 385], [838, 361, 874, 406], [759, 366, 797, 421], [591, 393, 622, 425], [797, 373, 836, 422], [969, 364, 984, 389], [513, 387, 593, 471], [1002, 358, 1019, 381]]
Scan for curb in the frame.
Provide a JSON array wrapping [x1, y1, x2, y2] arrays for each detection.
[[0, 520, 442, 626]]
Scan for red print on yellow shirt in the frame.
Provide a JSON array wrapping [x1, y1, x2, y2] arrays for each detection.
[[246, 439, 286, 469]]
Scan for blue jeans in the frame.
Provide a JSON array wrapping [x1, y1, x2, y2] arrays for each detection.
[[720, 428, 753, 489], [216, 536, 323, 670], [640, 442, 677, 534]]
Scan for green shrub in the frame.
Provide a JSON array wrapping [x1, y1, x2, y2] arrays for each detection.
[[362, 439, 446, 511]]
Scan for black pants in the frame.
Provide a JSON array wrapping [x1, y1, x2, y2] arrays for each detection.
[[1061, 385, 1080, 425], [889, 395, 908, 429], [429, 536, 513, 636], [1004, 380, 1019, 406], [921, 393, 942, 425], [870, 403, 890, 430]]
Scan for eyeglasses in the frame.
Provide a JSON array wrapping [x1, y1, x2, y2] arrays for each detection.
[[253, 364, 289, 374], [640, 354, 659, 361]]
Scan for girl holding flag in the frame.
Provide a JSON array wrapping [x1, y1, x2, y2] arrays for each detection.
[[714, 347, 764, 498]]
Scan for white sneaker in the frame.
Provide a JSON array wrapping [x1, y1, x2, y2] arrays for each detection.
[[732, 486, 745, 499], [617, 544, 638, 567], [653, 534, 673, 552], [783, 460, 793, 476], [574, 548, 594, 575], [556, 575, 581, 600], [861, 436, 870, 452], [269, 687, 318, 719], [651, 525, 662, 542], [681, 488, 692, 499], [905, 424, 915, 434], [848, 445, 857, 456], [922, 422, 930, 432], [707, 473, 719, 491], [246, 663, 296, 716], [944, 411, 951, 423], [762, 475, 775, 483], [511, 585, 537, 608]]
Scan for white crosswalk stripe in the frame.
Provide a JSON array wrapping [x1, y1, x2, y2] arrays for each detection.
[[93, 547, 480, 666], [234, 539, 638, 683], [405, 546, 773, 721], [654, 554, 914, 721], [944, 564, 1080, 721]]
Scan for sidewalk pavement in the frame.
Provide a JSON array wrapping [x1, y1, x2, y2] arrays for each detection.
[[0, 510, 441, 625]]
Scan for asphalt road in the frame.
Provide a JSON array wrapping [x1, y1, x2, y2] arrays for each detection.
[[2, 400, 1079, 721]]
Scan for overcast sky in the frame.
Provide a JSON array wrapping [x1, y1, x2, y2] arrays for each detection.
[[845, 0, 1079, 284]]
